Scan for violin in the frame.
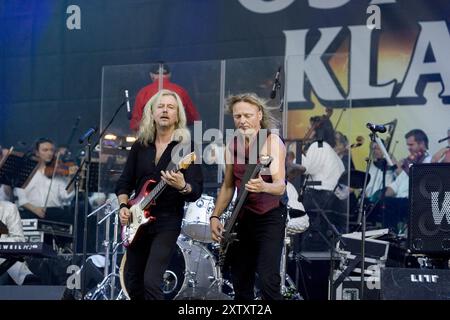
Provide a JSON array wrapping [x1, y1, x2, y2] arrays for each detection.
[[401, 150, 426, 175], [44, 156, 77, 178]]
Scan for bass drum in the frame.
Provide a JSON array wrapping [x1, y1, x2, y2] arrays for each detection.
[[119, 236, 219, 300]]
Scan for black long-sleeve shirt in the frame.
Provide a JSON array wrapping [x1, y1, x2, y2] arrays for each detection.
[[115, 140, 203, 230]]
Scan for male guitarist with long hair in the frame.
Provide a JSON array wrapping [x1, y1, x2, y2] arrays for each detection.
[[210, 93, 287, 300], [116, 89, 202, 300]]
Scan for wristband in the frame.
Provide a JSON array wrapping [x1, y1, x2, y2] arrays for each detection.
[[119, 203, 129, 210], [179, 182, 189, 193], [209, 215, 220, 221]]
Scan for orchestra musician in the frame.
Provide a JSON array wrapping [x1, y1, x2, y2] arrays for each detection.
[[296, 116, 346, 251], [334, 131, 355, 169], [385, 129, 431, 198], [14, 138, 77, 224], [365, 140, 395, 199], [129, 64, 200, 132], [432, 128, 450, 163]]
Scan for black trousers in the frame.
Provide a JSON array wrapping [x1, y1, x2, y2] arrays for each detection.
[[230, 205, 286, 301], [124, 227, 180, 300]]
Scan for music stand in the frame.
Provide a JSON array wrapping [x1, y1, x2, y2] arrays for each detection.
[[0, 149, 39, 189], [80, 159, 99, 193]]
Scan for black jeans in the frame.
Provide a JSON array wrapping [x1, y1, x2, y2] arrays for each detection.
[[124, 227, 180, 300], [230, 205, 287, 301]]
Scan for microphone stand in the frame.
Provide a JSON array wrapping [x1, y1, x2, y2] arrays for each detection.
[[333, 108, 346, 132], [271, 67, 285, 135], [71, 175, 80, 264], [80, 135, 92, 298], [66, 97, 126, 299], [355, 131, 377, 300], [380, 159, 387, 228], [274, 76, 283, 113]]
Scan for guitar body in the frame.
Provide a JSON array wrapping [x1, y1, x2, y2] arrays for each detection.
[[121, 179, 157, 248]]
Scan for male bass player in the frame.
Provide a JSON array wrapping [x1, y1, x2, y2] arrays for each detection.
[[116, 89, 202, 300], [210, 93, 287, 300]]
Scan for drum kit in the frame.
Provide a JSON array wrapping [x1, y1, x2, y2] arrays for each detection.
[[86, 194, 303, 300]]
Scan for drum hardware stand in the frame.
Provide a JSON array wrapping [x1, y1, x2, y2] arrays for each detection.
[[85, 201, 125, 300], [206, 261, 234, 298], [280, 219, 302, 300]]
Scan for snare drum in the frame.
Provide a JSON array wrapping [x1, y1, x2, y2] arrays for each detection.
[[182, 195, 215, 243]]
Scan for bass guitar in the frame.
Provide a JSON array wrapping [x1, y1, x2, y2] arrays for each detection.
[[217, 155, 273, 267]]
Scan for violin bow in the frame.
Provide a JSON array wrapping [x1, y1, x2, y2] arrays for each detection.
[[43, 151, 62, 211]]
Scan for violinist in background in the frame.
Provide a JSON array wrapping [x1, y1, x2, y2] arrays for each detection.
[[14, 138, 77, 224], [334, 131, 355, 169], [432, 128, 450, 163], [385, 129, 431, 198], [366, 140, 395, 199]]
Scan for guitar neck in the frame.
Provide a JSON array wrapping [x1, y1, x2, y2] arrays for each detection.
[[139, 164, 180, 210], [223, 163, 263, 235]]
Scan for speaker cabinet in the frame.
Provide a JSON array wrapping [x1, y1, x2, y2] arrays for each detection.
[[381, 267, 450, 300], [409, 163, 450, 254]]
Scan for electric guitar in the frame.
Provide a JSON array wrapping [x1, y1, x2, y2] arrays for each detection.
[[217, 155, 273, 267], [121, 152, 196, 248]]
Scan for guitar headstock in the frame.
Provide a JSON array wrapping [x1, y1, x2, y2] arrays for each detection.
[[178, 152, 196, 170]]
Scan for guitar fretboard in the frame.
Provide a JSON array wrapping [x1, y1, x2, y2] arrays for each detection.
[[139, 163, 180, 210]]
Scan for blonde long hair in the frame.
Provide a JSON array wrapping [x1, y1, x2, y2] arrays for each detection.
[[137, 89, 190, 146], [226, 93, 279, 129]]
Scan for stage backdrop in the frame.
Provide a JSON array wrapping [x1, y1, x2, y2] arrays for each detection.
[[0, 0, 449, 168]]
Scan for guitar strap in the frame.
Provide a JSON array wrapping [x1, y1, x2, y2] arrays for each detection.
[[154, 141, 178, 174], [155, 141, 193, 175]]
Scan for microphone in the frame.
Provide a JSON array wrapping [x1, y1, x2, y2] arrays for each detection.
[[270, 67, 281, 99], [125, 90, 131, 120], [438, 136, 450, 143], [78, 127, 98, 144], [366, 123, 387, 133]]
